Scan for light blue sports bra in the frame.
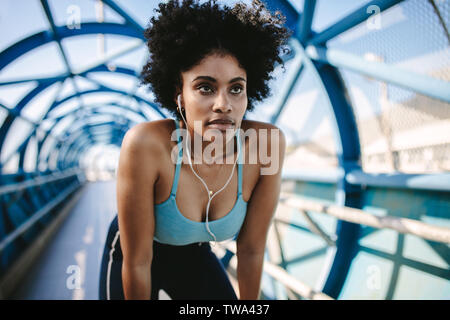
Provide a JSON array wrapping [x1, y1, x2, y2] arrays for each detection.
[[153, 119, 248, 245]]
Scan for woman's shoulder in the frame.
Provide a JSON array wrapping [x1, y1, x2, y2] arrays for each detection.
[[241, 119, 285, 142], [121, 119, 176, 156], [241, 119, 286, 166], [241, 119, 282, 131], [240, 120, 286, 176]]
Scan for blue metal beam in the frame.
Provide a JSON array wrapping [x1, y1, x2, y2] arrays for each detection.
[[0, 23, 144, 71], [0, 71, 160, 168], [0, 44, 141, 87], [0, 82, 67, 168], [262, 0, 301, 33], [346, 169, 450, 192], [56, 122, 124, 165], [0, 82, 58, 169], [306, 45, 450, 103], [296, 0, 316, 44], [40, 0, 73, 72], [0, 75, 67, 86], [80, 64, 138, 78], [51, 88, 166, 118], [40, 0, 89, 118], [294, 38, 362, 298], [101, 0, 145, 34], [270, 59, 304, 124], [38, 122, 118, 170], [308, 0, 404, 45], [46, 103, 147, 123], [56, 127, 117, 161]]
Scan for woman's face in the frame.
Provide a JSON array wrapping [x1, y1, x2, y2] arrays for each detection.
[[178, 52, 247, 141]]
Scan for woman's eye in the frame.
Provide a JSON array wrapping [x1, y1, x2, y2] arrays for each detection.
[[230, 86, 243, 94], [198, 85, 213, 93]]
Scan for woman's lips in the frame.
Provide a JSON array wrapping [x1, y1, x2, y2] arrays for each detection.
[[207, 122, 234, 130]]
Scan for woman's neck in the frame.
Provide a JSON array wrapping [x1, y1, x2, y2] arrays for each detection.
[[179, 121, 239, 165]]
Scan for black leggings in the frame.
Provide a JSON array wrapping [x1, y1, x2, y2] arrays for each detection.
[[99, 215, 238, 300]]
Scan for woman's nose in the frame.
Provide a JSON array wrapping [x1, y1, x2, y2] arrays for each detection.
[[212, 91, 232, 113]]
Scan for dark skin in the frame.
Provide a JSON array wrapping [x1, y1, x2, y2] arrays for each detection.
[[117, 53, 286, 300]]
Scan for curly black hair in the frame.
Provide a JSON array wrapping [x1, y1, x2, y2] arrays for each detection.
[[140, 0, 291, 120]]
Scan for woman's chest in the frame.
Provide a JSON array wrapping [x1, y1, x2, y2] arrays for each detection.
[[154, 161, 259, 222]]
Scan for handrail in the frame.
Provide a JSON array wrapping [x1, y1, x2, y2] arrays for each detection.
[[279, 192, 450, 244], [0, 168, 82, 196], [0, 181, 80, 253], [345, 169, 450, 192], [273, 213, 337, 246], [298, 210, 337, 246], [219, 241, 334, 300], [282, 168, 450, 192]]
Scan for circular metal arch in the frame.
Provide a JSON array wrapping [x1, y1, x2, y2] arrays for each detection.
[[0, 20, 167, 172]]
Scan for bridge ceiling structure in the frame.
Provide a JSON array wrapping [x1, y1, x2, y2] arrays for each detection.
[[0, 0, 449, 300]]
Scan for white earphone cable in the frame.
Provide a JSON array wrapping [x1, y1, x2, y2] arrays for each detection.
[[177, 95, 241, 244]]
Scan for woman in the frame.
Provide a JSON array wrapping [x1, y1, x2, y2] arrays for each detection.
[[99, 0, 290, 300]]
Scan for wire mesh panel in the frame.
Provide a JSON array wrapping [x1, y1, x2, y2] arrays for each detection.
[[276, 65, 339, 171], [327, 0, 450, 173]]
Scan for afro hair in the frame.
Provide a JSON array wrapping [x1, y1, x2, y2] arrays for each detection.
[[140, 0, 291, 119]]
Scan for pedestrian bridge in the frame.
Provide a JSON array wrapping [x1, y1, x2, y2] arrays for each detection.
[[0, 0, 449, 299]]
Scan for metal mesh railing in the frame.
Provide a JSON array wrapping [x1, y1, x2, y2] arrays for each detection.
[[343, 72, 450, 173], [326, 0, 450, 174]]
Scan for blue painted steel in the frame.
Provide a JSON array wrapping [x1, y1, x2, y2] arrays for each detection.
[[3, 0, 447, 300], [263, 0, 364, 299], [48, 104, 146, 123], [295, 0, 316, 44], [0, 75, 67, 86], [306, 56, 363, 299], [306, 45, 450, 103], [346, 169, 450, 192], [62, 134, 123, 167], [0, 117, 15, 170], [101, 0, 145, 33], [0, 83, 53, 167], [80, 64, 138, 77], [0, 169, 82, 272], [270, 63, 304, 123], [282, 168, 343, 184], [40, 0, 73, 71], [283, 168, 450, 193], [0, 82, 59, 171], [50, 88, 166, 118], [1, 75, 163, 168], [56, 124, 124, 162], [0, 23, 144, 71], [263, 0, 300, 33], [308, 0, 403, 45], [2, 82, 62, 164], [57, 129, 125, 169]]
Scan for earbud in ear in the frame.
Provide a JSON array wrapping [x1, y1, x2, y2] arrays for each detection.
[[177, 94, 182, 113]]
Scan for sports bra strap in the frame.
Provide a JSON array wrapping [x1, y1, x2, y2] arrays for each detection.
[[170, 120, 183, 196], [237, 130, 243, 196]]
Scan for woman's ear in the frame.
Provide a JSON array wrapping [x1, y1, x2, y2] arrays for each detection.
[[173, 88, 182, 107], [174, 93, 182, 109]]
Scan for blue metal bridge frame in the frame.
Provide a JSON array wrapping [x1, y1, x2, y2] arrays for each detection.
[[0, 0, 449, 299]]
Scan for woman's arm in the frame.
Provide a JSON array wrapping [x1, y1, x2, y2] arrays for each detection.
[[236, 125, 286, 300], [116, 123, 161, 299]]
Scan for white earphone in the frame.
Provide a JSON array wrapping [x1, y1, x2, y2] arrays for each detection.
[[177, 94, 183, 115], [176, 94, 241, 244]]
